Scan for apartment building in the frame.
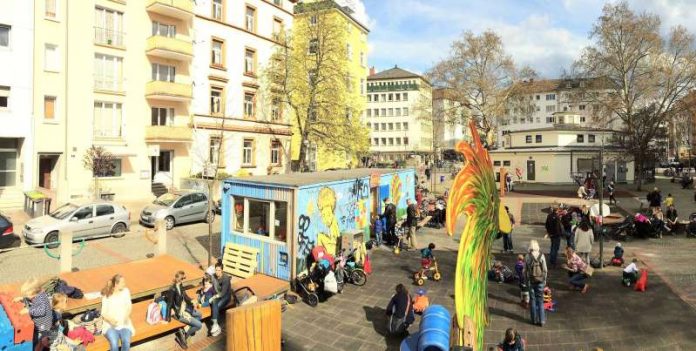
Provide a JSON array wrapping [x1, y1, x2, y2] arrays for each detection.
[[191, 0, 295, 178], [366, 66, 432, 163], [32, 0, 194, 204], [291, 0, 369, 171], [0, 1, 34, 209], [432, 88, 470, 156]]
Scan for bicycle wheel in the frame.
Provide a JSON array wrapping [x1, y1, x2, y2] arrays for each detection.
[[351, 269, 367, 286]]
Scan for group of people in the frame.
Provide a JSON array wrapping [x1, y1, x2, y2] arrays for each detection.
[[16, 259, 234, 351], [645, 188, 681, 238], [373, 197, 421, 250]]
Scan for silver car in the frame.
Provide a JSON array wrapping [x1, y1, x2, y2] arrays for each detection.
[[139, 190, 214, 230], [23, 200, 131, 248]]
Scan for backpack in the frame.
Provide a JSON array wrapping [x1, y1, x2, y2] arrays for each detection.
[[146, 302, 162, 325], [529, 254, 545, 284]]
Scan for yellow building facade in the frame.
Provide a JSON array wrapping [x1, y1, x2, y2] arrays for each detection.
[[32, 0, 194, 204], [291, 0, 369, 171]]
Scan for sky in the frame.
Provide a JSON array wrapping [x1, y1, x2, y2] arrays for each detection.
[[339, 0, 696, 78]]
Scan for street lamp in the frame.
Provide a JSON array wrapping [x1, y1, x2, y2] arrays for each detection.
[[598, 131, 606, 269]]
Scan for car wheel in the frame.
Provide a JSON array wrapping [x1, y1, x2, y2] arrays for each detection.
[[111, 223, 127, 238], [165, 216, 175, 231], [44, 231, 60, 249], [205, 211, 215, 224]]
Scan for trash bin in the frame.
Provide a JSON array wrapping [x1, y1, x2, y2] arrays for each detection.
[[24, 191, 50, 218]]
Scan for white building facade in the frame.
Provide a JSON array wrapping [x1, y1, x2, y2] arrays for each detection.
[[0, 0, 34, 209], [366, 66, 432, 163], [432, 88, 469, 157], [191, 0, 294, 178]]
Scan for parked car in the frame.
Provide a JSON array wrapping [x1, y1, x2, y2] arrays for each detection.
[[23, 200, 131, 249], [0, 213, 20, 251], [139, 190, 215, 231]]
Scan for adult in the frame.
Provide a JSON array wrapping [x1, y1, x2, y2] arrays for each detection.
[[573, 221, 594, 263], [652, 207, 668, 238], [607, 181, 617, 205], [577, 184, 587, 199], [647, 187, 662, 211], [14, 278, 52, 348], [544, 208, 563, 266], [209, 263, 231, 337], [506, 173, 513, 193], [559, 209, 574, 250], [665, 204, 678, 234], [381, 198, 397, 245], [168, 271, 203, 349], [501, 206, 515, 253], [564, 247, 590, 294], [385, 284, 414, 336], [406, 199, 419, 249], [524, 240, 547, 327], [100, 274, 134, 351]]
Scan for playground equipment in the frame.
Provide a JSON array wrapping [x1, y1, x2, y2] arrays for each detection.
[[399, 305, 452, 351]]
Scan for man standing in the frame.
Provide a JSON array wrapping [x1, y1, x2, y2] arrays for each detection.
[[406, 199, 419, 249], [381, 198, 397, 245], [544, 207, 563, 266]]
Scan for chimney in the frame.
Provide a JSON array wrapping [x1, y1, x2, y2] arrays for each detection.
[[369, 66, 376, 76]]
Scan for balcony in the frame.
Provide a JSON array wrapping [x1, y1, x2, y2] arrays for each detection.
[[145, 81, 192, 101], [146, 36, 193, 61], [145, 125, 193, 143], [146, 0, 193, 20]]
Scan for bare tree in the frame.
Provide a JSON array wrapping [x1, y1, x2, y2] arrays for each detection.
[[429, 30, 535, 146], [264, 4, 369, 172], [574, 2, 696, 190], [82, 145, 115, 200]]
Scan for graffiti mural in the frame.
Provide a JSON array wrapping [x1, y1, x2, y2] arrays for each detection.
[[297, 215, 314, 272]]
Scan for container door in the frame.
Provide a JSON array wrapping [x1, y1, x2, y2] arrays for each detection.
[[527, 160, 536, 181]]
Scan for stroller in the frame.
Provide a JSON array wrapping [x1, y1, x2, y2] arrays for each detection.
[[294, 272, 320, 307]]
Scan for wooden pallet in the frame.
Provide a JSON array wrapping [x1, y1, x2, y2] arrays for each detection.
[[222, 243, 258, 279]]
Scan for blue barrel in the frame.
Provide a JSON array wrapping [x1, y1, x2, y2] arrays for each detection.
[[0, 305, 13, 350], [400, 333, 419, 351], [417, 305, 451, 351]]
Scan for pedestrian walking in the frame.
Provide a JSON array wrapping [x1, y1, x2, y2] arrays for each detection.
[[506, 173, 513, 193], [544, 208, 563, 266], [501, 206, 515, 253], [406, 199, 419, 249], [607, 181, 617, 204], [573, 221, 594, 264], [524, 240, 547, 327]]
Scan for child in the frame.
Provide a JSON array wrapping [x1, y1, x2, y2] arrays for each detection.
[[622, 258, 640, 287], [492, 261, 513, 284], [515, 255, 529, 308], [498, 328, 525, 351], [198, 275, 215, 307], [612, 243, 624, 265], [374, 216, 385, 247], [664, 193, 674, 207], [418, 243, 436, 278]]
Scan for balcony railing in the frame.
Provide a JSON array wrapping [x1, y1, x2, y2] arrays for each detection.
[[146, 35, 193, 61], [145, 81, 192, 101], [94, 27, 124, 47], [145, 125, 192, 142]]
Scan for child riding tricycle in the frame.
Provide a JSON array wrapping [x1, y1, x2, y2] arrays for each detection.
[[413, 243, 441, 286]]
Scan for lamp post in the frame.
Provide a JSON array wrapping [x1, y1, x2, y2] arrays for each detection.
[[598, 133, 605, 269]]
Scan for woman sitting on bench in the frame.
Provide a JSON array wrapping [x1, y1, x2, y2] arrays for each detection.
[[100, 274, 134, 351], [168, 271, 203, 350]]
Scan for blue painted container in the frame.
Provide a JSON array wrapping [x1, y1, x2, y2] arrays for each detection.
[[5, 342, 31, 351], [0, 305, 13, 351], [417, 305, 451, 351]]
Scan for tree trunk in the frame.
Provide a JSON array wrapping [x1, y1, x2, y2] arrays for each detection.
[[297, 133, 308, 172], [635, 157, 643, 192]]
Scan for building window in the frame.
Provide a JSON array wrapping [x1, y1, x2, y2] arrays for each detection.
[[45, 44, 59, 72], [388, 108, 393, 117], [580, 116, 586, 122], [373, 138, 378, 145], [44, 96, 56, 120], [380, 109, 386, 117], [151, 63, 175, 82], [94, 54, 123, 91], [395, 123, 401, 131], [546, 116, 555, 123], [244, 49, 256, 75], [45, 0, 58, 18], [374, 123, 379, 131], [346, 43, 352, 60], [211, 39, 224, 67], [388, 122, 394, 130], [360, 52, 365, 67], [588, 134, 596, 143], [247, 200, 270, 236], [0, 25, 9, 48], [271, 140, 282, 165], [366, 109, 372, 117], [345, 107, 352, 119], [374, 108, 379, 117], [545, 105, 555, 113], [151, 107, 174, 126], [95, 7, 124, 46], [525, 135, 532, 143], [245, 6, 256, 32], [210, 87, 223, 115], [93, 101, 123, 138], [396, 138, 401, 145], [403, 122, 408, 130], [209, 136, 221, 165], [273, 18, 283, 40], [242, 139, 254, 165], [381, 137, 386, 145], [360, 78, 365, 95], [152, 21, 175, 38], [310, 15, 318, 26], [535, 135, 542, 143], [244, 92, 255, 118], [381, 122, 386, 130], [404, 137, 409, 145], [577, 134, 584, 143], [403, 107, 409, 116], [545, 94, 555, 100], [0, 86, 8, 110], [212, 0, 223, 20], [395, 108, 401, 117], [579, 104, 586, 111], [403, 93, 408, 101], [271, 97, 282, 121], [503, 160, 511, 166], [388, 138, 394, 145], [95, 158, 122, 178]]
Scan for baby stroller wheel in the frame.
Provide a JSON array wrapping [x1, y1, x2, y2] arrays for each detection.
[[306, 293, 319, 307], [416, 278, 425, 286], [351, 269, 367, 286], [433, 272, 442, 281]]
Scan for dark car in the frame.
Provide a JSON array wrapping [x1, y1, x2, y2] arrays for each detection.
[[0, 213, 20, 251]]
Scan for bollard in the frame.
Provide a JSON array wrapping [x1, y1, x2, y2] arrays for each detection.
[[59, 230, 73, 273], [155, 218, 167, 256]]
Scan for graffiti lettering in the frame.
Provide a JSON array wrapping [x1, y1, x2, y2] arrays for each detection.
[[349, 178, 369, 200], [297, 215, 314, 272]]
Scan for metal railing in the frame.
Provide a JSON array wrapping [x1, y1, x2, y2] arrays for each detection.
[[94, 27, 125, 47]]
